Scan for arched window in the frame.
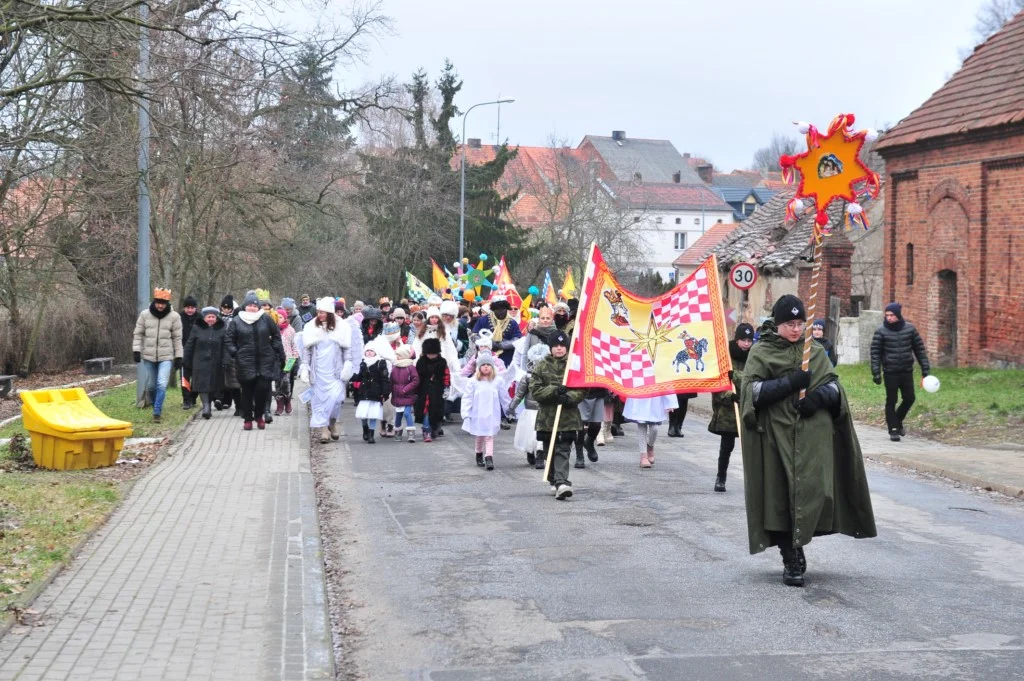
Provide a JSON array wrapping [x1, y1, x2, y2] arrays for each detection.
[[906, 244, 914, 285]]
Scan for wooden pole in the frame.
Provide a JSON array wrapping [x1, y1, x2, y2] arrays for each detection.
[[542, 243, 595, 482], [799, 238, 825, 398]]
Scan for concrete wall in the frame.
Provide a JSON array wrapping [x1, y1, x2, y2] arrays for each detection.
[[837, 309, 883, 364]]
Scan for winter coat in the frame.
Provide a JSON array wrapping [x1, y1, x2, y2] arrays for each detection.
[[220, 316, 241, 389], [522, 325, 555, 359], [509, 373, 539, 412], [415, 355, 449, 410], [180, 312, 200, 349], [355, 359, 391, 403], [225, 312, 285, 383], [132, 303, 183, 362], [814, 337, 838, 366], [183, 317, 227, 394], [390, 360, 420, 407], [870, 321, 930, 377], [297, 303, 316, 324], [279, 324, 300, 360], [739, 322, 877, 555], [287, 308, 303, 334], [708, 341, 749, 436], [472, 313, 522, 367], [530, 354, 585, 432]]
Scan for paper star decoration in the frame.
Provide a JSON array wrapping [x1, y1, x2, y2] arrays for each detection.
[[628, 315, 676, 362], [779, 113, 881, 241]]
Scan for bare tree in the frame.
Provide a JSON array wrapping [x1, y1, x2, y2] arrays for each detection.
[[750, 134, 801, 174], [974, 0, 1024, 41]]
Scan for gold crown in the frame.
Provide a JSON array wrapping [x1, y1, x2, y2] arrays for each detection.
[[255, 288, 271, 301], [153, 287, 172, 301]]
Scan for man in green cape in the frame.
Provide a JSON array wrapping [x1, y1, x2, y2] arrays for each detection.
[[739, 294, 877, 587]]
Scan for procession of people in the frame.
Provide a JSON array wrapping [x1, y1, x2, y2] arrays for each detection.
[[133, 282, 887, 587]]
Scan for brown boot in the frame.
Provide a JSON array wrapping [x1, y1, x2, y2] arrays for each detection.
[[274, 397, 284, 416], [284, 397, 292, 414], [328, 418, 340, 441], [319, 427, 330, 443]]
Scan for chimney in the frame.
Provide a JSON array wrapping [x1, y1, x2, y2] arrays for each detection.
[[611, 130, 626, 142], [696, 163, 714, 185], [672, 171, 681, 183], [468, 138, 481, 149], [682, 152, 691, 159]]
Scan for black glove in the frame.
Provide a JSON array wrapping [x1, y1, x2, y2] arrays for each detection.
[[787, 369, 812, 392], [873, 374, 882, 385], [133, 351, 141, 363], [798, 392, 823, 417], [922, 371, 929, 378], [174, 357, 183, 370]]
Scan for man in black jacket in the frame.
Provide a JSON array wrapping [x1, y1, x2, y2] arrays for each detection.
[[870, 303, 931, 441], [179, 296, 200, 409]]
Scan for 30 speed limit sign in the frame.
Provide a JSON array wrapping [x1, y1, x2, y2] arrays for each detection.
[[729, 262, 758, 290]]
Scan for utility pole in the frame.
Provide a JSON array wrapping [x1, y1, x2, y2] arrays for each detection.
[[460, 98, 514, 262], [136, 2, 151, 406]]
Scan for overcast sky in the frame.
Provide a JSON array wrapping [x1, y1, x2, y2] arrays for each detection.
[[336, 0, 984, 171]]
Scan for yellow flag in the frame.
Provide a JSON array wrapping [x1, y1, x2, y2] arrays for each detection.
[[559, 267, 577, 300], [431, 259, 448, 292]]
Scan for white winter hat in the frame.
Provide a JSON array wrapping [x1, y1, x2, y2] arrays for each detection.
[[440, 300, 459, 317], [316, 297, 335, 313], [426, 306, 441, 319], [427, 295, 442, 306]]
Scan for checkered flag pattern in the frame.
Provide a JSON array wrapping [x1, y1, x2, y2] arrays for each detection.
[[652, 267, 713, 328], [590, 330, 656, 389]]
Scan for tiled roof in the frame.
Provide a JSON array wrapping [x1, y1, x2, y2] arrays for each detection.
[[456, 144, 598, 226], [713, 187, 757, 203], [579, 135, 705, 184], [876, 10, 1024, 150], [711, 172, 761, 189], [712, 190, 880, 275], [672, 222, 740, 268], [609, 182, 733, 212]]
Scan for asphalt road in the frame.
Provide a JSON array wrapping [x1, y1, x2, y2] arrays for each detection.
[[312, 413, 1024, 681]]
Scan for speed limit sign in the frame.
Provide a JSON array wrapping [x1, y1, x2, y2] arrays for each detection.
[[729, 262, 758, 290]]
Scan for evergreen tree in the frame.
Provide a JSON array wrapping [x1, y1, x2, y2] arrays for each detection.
[[277, 45, 350, 171]]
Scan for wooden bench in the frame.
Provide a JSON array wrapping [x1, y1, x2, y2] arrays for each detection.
[[0, 375, 13, 398], [84, 357, 115, 375]]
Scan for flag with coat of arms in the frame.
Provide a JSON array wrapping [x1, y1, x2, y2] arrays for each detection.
[[565, 245, 733, 397]]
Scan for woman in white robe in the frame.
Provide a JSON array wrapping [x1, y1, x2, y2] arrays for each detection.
[[300, 297, 354, 443]]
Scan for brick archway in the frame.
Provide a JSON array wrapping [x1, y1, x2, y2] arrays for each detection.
[[922, 199, 969, 367], [926, 178, 971, 218]]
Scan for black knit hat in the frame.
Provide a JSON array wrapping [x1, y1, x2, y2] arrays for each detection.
[[567, 298, 579, 316], [885, 302, 903, 320], [220, 294, 234, 309], [182, 295, 198, 308], [734, 323, 754, 341], [771, 295, 806, 325], [548, 330, 570, 349], [422, 338, 442, 355]]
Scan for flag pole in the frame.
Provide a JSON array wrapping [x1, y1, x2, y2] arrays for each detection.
[[799, 236, 825, 399], [543, 243, 595, 482]]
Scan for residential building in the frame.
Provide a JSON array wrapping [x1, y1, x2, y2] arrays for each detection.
[[874, 10, 1024, 367], [672, 221, 740, 282]]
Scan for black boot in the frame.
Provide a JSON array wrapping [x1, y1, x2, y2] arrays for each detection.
[[574, 432, 585, 468], [534, 451, 546, 469], [367, 428, 376, 444], [779, 545, 805, 587], [362, 423, 370, 442], [200, 394, 212, 420], [526, 450, 536, 466], [584, 436, 598, 462], [666, 425, 680, 438], [797, 547, 807, 575], [714, 475, 726, 492], [476, 452, 485, 467]]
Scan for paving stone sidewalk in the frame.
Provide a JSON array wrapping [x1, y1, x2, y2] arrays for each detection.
[[0, 399, 333, 681]]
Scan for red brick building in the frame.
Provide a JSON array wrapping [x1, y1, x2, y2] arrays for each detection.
[[875, 12, 1024, 367]]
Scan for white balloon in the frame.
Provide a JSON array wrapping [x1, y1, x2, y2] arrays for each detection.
[[922, 375, 940, 393], [795, 121, 811, 134]]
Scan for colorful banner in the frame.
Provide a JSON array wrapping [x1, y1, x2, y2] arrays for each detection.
[[566, 246, 732, 397], [559, 267, 576, 300], [431, 259, 449, 293], [541, 270, 557, 306], [406, 271, 434, 304], [489, 256, 523, 309]]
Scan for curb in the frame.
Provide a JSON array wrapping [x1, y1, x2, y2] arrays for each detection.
[[865, 453, 1024, 500]]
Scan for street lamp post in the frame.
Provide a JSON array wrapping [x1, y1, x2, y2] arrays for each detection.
[[459, 99, 514, 263], [136, 3, 151, 406]]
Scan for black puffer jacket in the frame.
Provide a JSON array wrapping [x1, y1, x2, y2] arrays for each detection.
[[870, 322, 930, 377], [225, 313, 285, 383], [183, 317, 227, 394], [355, 359, 391, 402]]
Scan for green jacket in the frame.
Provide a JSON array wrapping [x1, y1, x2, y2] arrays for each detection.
[[739, 322, 877, 555], [530, 354, 586, 432], [708, 341, 747, 436]]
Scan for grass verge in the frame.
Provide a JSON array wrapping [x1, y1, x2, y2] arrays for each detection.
[[837, 363, 1024, 447], [1, 381, 192, 616], [0, 382, 192, 439]]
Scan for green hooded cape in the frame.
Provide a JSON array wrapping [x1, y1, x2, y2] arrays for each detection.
[[739, 322, 877, 555]]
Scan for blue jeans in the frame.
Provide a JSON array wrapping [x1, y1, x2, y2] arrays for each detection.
[[394, 405, 414, 428], [143, 359, 173, 415]]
